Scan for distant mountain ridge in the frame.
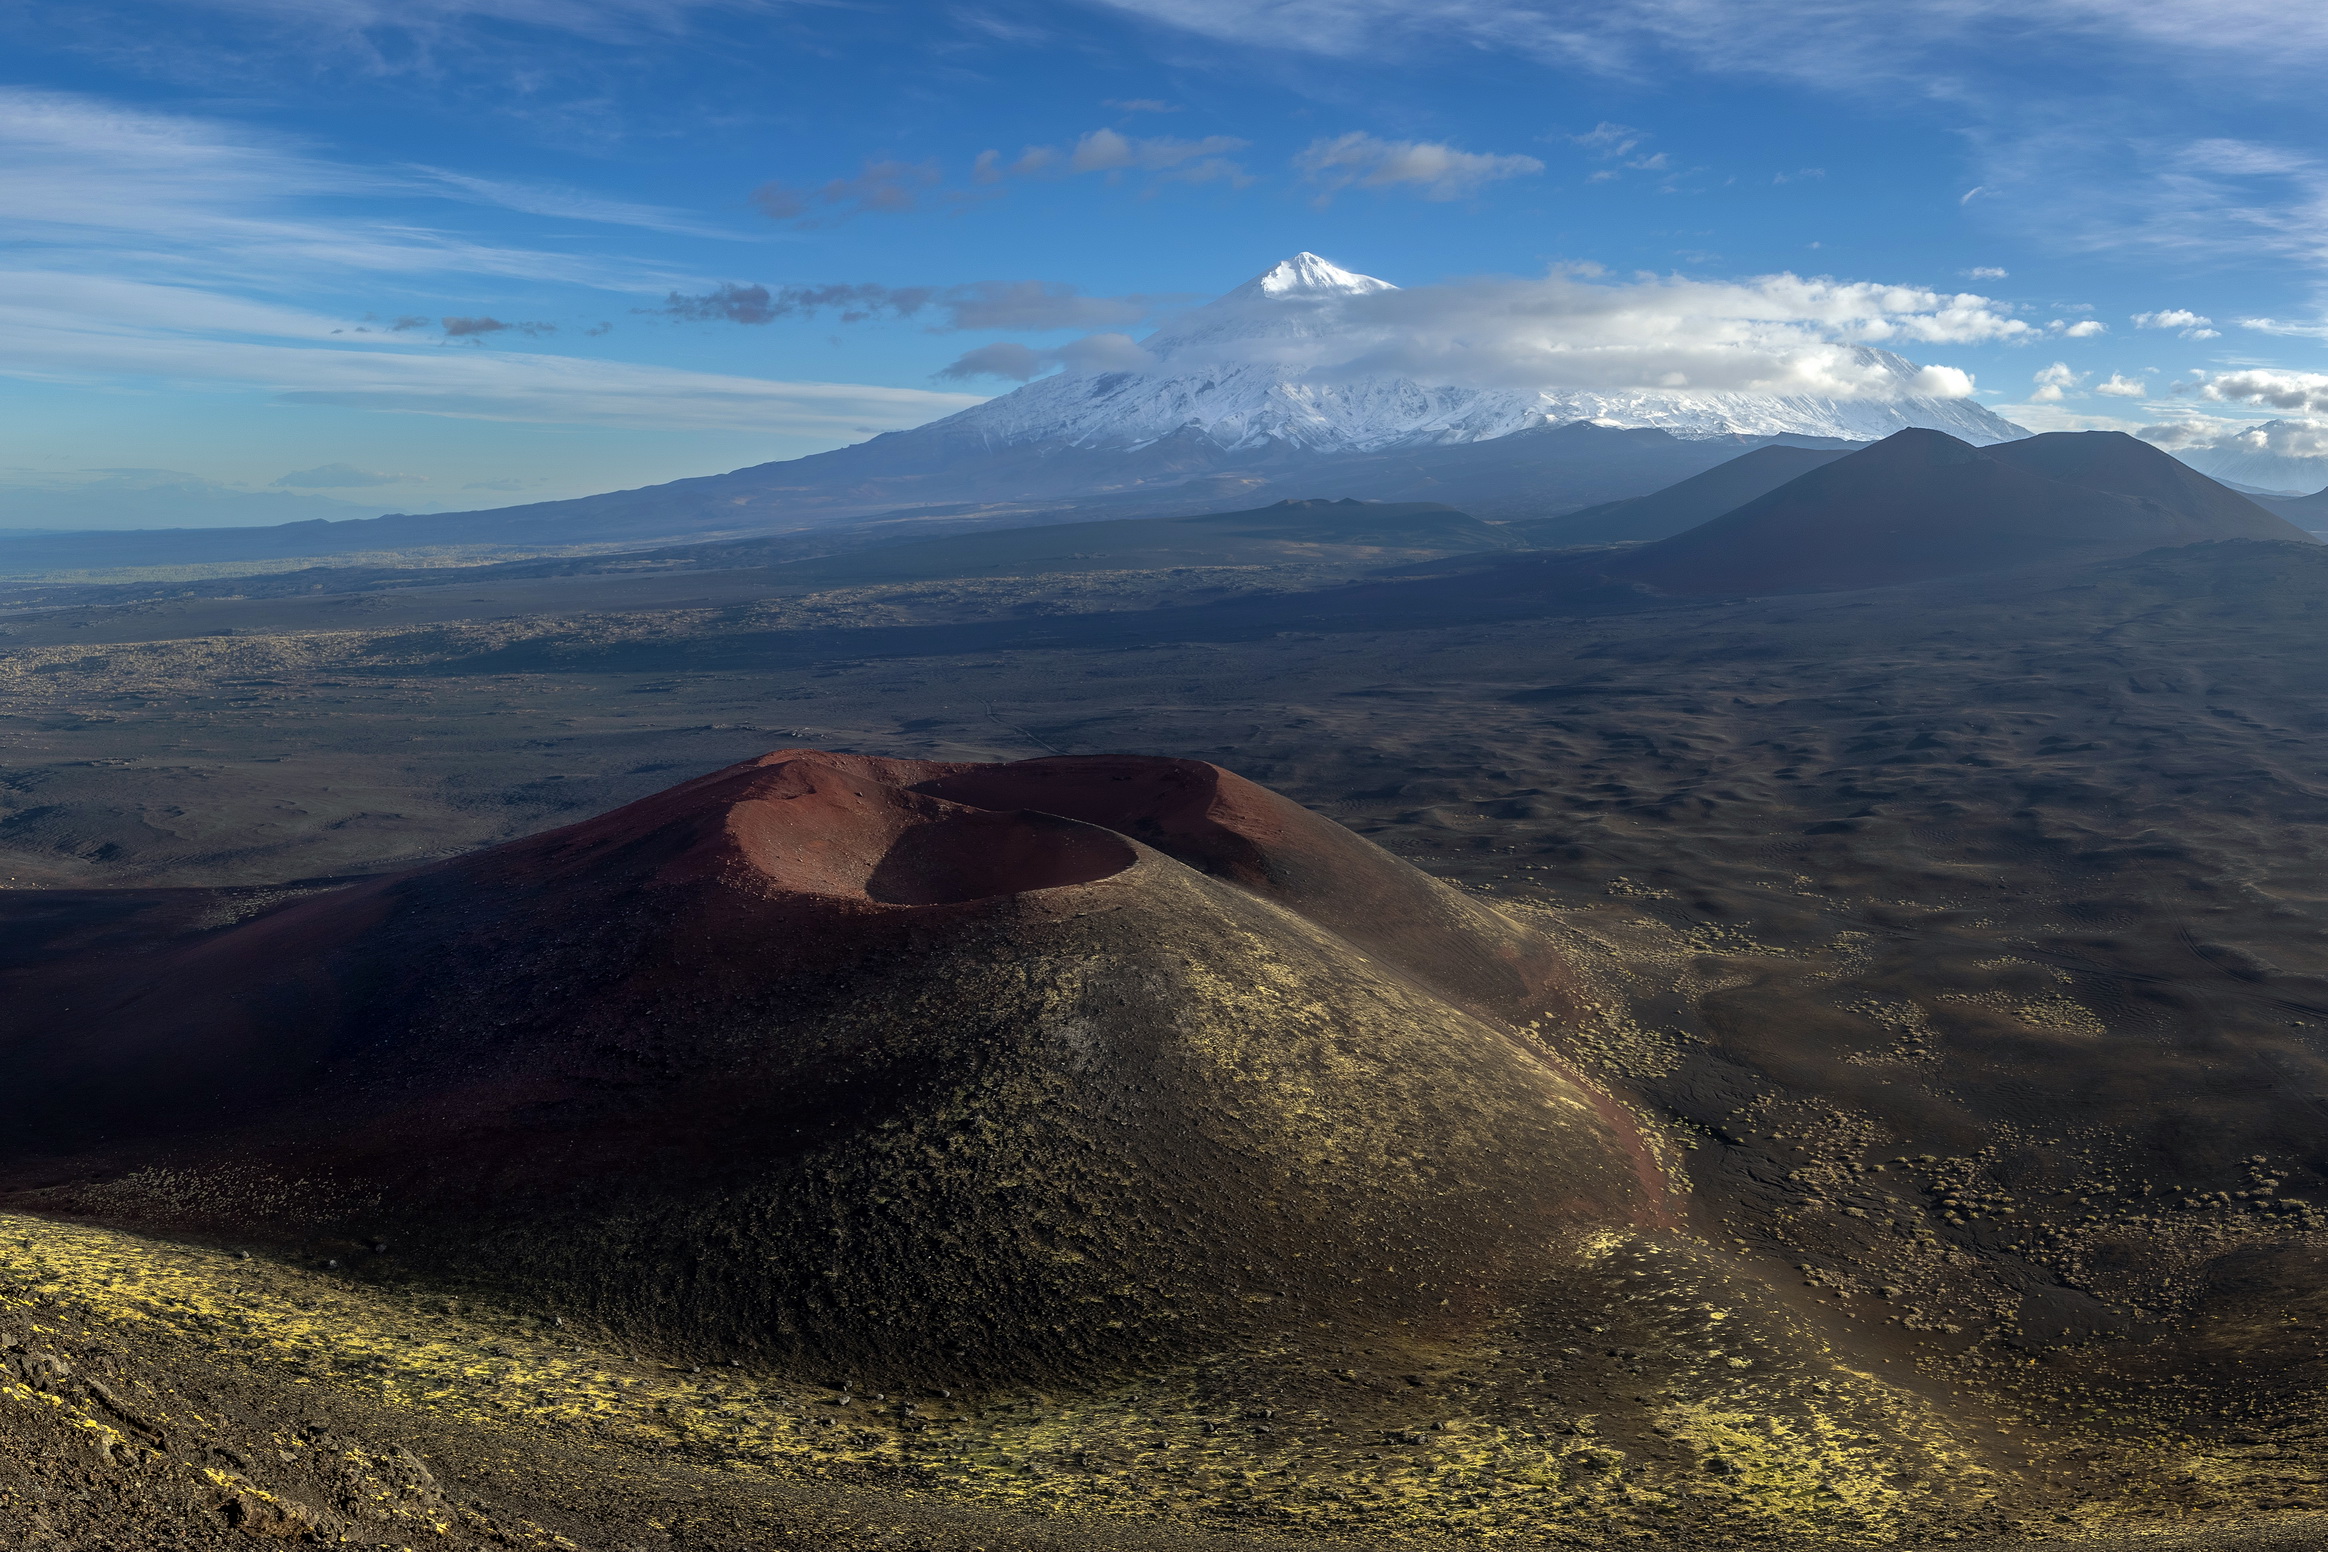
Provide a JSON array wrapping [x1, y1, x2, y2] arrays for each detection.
[[1513, 445, 1852, 546], [1607, 428, 2318, 595], [2171, 420, 2328, 495], [2250, 484, 2328, 532], [0, 253, 2032, 576], [0, 422, 1858, 575]]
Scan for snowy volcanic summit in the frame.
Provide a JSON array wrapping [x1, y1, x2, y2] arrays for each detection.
[[925, 253, 2026, 455]]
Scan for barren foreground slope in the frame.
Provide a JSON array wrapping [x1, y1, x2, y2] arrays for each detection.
[[3, 517, 2328, 1549]]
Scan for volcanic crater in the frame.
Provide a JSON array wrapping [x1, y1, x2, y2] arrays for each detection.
[[2, 751, 1659, 1387]]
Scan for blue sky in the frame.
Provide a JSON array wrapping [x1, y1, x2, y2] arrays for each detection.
[[9, 0, 2328, 526]]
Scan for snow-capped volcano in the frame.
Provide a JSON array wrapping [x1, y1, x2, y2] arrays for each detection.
[[933, 253, 2026, 453]]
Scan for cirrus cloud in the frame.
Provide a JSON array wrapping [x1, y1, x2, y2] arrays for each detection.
[[1083, 1, 2328, 88], [0, 269, 984, 433], [654, 279, 1186, 332], [751, 160, 943, 226], [1292, 133, 1544, 204], [972, 129, 1252, 189], [938, 332, 1154, 381], [272, 462, 427, 487]]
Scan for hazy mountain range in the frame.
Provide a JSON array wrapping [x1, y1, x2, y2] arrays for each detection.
[[13, 256, 2328, 578], [0, 254, 2046, 575]]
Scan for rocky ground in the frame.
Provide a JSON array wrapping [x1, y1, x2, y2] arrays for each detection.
[[4, 537, 2328, 1547]]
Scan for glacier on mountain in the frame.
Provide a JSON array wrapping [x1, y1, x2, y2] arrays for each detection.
[[926, 253, 2027, 453]]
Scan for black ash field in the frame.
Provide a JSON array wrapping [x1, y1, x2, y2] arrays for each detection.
[[3, 433, 2328, 1550]]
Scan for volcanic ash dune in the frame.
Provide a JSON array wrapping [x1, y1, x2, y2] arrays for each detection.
[[3, 750, 1658, 1381]]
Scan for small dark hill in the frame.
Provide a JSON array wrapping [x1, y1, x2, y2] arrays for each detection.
[[1510, 444, 1850, 546], [1604, 427, 2317, 595], [2255, 483, 2328, 531], [0, 751, 1655, 1384], [1984, 429, 2296, 525]]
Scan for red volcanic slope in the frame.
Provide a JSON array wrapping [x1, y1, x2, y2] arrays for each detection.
[[9, 750, 1583, 1153], [1, 750, 1645, 1379]]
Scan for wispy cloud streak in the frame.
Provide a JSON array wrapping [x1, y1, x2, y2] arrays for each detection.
[[0, 89, 987, 436]]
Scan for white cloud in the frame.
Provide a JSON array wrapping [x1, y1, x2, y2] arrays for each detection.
[[1566, 121, 1677, 179], [116, 0, 768, 51], [1963, 266, 2010, 279], [2219, 418, 2328, 458], [1093, 5, 2328, 281], [938, 332, 1154, 381], [2131, 413, 2256, 451], [1571, 122, 1646, 156], [273, 463, 427, 487], [1069, 128, 1245, 173], [2095, 373, 2147, 397], [2239, 316, 2328, 339], [1989, 132, 2328, 276], [2030, 361, 2083, 402], [0, 87, 707, 294], [1086, 2, 2328, 84], [934, 265, 2013, 400], [2202, 368, 2328, 414], [413, 168, 745, 238], [934, 342, 1047, 382], [0, 272, 980, 435], [1207, 267, 2016, 397], [1994, 403, 2156, 435], [2051, 319, 2106, 337], [2133, 307, 2219, 338], [654, 279, 1183, 332], [0, 89, 989, 437], [1292, 133, 1544, 203], [2138, 413, 2328, 488], [751, 160, 943, 225], [974, 130, 1251, 189]]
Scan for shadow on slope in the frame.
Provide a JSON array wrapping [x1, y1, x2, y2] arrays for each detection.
[[1510, 445, 1850, 546], [1605, 429, 2316, 596]]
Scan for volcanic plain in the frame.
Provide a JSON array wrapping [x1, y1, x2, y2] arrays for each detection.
[[3, 435, 2328, 1551]]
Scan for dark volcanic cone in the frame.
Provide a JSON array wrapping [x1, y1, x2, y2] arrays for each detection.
[[2, 751, 1657, 1382], [1605, 427, 2316, 595], [1518, 443, 1850, 546], [2257, 481, 2328, 528]]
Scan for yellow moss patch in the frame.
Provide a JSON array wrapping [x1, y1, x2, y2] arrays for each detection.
[[0, 1211, 1992, 1544]]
